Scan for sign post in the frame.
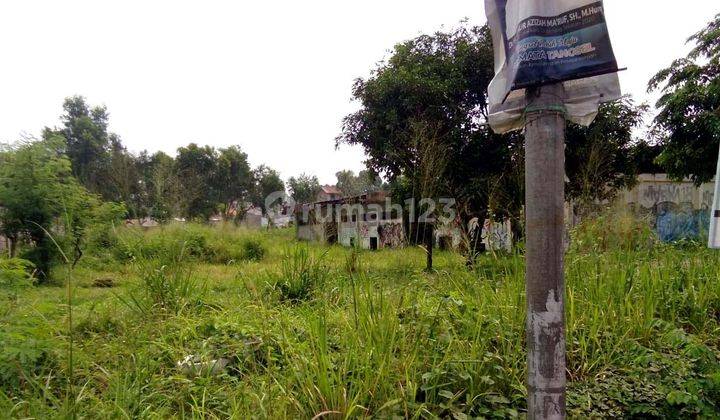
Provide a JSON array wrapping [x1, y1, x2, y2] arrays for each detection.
[[524, 83, 567, 418], [709, 144, 720, 248], [484, 1, 621, 418]]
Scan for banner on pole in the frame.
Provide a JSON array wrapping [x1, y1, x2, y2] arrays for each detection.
[[485, 0, 622, 133]]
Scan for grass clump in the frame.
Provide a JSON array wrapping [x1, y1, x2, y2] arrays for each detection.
[[265, 246, 328, 303]]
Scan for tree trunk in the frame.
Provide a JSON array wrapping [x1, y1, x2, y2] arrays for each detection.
[[425, 223, 434, 271], [524, 83, 566, 419], [9, 236, 17, 258], [33, 235, 52, 282]]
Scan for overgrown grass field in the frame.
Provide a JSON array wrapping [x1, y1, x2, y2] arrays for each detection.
[[2, 216, 720, 418]]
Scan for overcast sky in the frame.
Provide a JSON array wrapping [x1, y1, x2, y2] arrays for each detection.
[[1, 1, 718, 184]]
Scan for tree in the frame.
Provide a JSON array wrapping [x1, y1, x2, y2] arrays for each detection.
[[335, 170, 384, 196], [175, 143, 218, 219], [336, 24, 516, 263], [338, 23, 655, 258], [252, 165, 286, 213], [288, 174, 321, 204], [565, 99, 648, 210], [107, 136, 144, 218], [648, 13, 720, 185], [49, 96, 113, 197], [215, 146, 253, 212], [144, 151, 180, 222], [0, 135, 97, 280]]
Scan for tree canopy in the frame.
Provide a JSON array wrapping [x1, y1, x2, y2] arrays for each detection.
[[0, 135, 98, 279], [649, 13, 720, 185], [335, 170, 384, 197], [337, 24, 651, 233], [288, 174, 321, 204]]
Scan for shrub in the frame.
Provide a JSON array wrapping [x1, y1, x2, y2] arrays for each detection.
[[241, 239, 266, 262], [0, 258, 35, 288], [0, 330, 57, 393], [570, 208, 656, 253]]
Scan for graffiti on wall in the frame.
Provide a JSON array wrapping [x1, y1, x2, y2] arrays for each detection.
[[481, 219, 513, 252], [639, 184, 695, 209], [379, 223, 404, 248], [626, 176, 715, 242], [655, 203, 709, 242]]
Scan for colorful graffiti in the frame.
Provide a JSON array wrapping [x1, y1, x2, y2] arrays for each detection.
[[624, 175, 715, 243], [655, 203, 709, 242]]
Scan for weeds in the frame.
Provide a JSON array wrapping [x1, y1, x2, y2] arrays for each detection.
[[4, 216, 720, 417], [265, 246, 328, 303]]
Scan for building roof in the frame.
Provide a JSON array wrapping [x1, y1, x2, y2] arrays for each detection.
[[321, 185, 343, 195]]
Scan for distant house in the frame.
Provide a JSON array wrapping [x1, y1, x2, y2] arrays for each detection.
[[316, 185, 343, 203]]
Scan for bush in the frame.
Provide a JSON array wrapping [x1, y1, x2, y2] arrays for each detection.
[[570, 208, 656, 253], [241, 239, 266, 262], [265, 247, 327, 303], [0, 330, 57, 393], [118, 261, 207, 316], [0, 258, 35, 288], [110, 224, 266, 266]]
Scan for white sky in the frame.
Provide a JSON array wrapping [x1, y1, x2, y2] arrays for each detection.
[[0, 1, 718, 185]]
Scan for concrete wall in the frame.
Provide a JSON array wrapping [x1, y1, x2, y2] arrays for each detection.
[[0, 235, 8, 256], [297, 224, 325, 242], [241, 212, 263, 229], [339, 219, 404, 249], [621, 174, 714, 242]]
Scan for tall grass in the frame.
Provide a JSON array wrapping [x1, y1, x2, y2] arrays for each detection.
[[3, 217, 720, 417]]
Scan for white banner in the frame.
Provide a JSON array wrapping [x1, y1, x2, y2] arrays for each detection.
[[485, 0, 622, 133]]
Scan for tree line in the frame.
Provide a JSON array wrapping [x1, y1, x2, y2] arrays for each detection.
[[0, 96, 288, 279], [38, 96, 287, 221]]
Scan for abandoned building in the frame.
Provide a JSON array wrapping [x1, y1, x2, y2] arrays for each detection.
[[296, 191, 405, 250], [295, 190, 515, 251], [316, 185, 343, 202]]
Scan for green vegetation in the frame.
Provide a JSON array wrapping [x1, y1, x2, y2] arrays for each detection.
[[2, 216, 720, 418]]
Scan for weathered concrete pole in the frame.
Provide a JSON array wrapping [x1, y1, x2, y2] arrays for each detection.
[[524, 83, 567, 419]]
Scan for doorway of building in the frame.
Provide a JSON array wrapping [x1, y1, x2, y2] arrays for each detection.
[[370, 237, 378, 250]]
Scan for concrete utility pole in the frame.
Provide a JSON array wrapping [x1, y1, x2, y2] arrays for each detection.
[[524, 83, 567, 419]]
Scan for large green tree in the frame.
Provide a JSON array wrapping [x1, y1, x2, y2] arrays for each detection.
[[251, 165, 286, 213], [288, 173, 321, 204], [107, 137, 144, 218], [335, 169, 384, 196], [648, 13, 720, 184], [215, 146, 253, 210], [338, 23, 652, 253], [336, 24, 520, 260], [0, 135, 97, 280], [141, 151, 180, 222], [50, 96, 112, 196], [175, 143, 219, 219]]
